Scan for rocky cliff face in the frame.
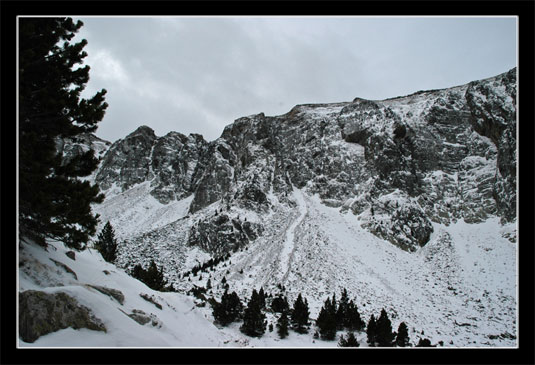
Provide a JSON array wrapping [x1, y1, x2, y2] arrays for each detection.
[[55, 133, 111, 166], [88, 68, 516, 254], [95, 126, 208, 204]]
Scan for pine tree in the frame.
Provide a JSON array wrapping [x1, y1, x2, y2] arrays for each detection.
[[94, 221, 117, 263], [375, 309, 395, 347], [346, 300, 366, 331], [277, 311, 289, 339], [366, 314, 377, 347], [338, 331, 360, 347], [336, 289, 350, 330], [145, 261, 168, 291], [240, 291, 266, 337], [395, 322, 410, 347], [271, 294, 290, 314], [316, 297, 337, 340], [258, 287, 266, 309], [212, 290, 243, 326], [291, 293, 310, 334], [416, 338, 433, 347], [19, 17, 108, 249], [131, 260, 168, 291]]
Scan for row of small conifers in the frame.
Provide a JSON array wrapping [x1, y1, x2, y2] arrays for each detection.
[[94, 223, 435, 347], [208, 286, 435, 347]]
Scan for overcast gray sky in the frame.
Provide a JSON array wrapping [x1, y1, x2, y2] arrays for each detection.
[[72, 16, 517, 143]]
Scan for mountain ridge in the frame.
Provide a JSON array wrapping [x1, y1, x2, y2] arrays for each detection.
[[90, 67, 516, 249]]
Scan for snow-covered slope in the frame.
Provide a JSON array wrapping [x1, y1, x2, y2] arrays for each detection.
[[18, 190, 517, 347], [18, 238, 341, 348]]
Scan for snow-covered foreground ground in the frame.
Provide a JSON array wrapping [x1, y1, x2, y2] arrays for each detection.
[[17, 238, 339, 348], [18, 188, 517, 347]]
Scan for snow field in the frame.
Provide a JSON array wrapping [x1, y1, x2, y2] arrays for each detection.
[[23, 183, 516, 348]]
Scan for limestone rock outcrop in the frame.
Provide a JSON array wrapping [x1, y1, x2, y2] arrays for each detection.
[[19, 290, 106, 343]]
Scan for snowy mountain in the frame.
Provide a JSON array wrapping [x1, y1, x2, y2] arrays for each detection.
[[18, 68, 517, 348]]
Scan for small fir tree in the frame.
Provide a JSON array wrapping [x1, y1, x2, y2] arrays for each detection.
[[147, 261, 167, 291], [416, 338, 433, 347], [395, 322, 410, 347], [94, 221, 117, 263], [240, 291, 266, 337], [258, 287, 266, 309], [277, 311, 289, 339], [291, 293, 310, 334], [336, 288, 350, 329], [131, 260, 168, 291], [338, 331, 360, 347], [375, 309, 395, 347], [345, 300, 366, 331], [212, 290, 243, 326], [271, 294, 290, 313], [367, 314, 377, 347], [316, 297, 337, 340]]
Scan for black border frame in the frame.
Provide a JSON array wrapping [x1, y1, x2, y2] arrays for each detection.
[[2, 1, 533, 364]]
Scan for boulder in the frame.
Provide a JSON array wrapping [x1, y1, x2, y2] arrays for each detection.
[[65, 251, 76, 261], [19, 290, 106, 343], [86, 285, 125, 305]]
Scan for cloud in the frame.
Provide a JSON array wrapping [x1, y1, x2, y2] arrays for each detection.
[[72, 16, 516, 143], [87, 49, 129, 83]]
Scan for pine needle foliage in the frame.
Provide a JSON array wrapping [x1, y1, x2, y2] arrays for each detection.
[[131, 260, 169, 291], [19, 17, 108, 249], [291, 293, 310, 334], [338, 331, 360, 347], [94, 222, 117, 263]]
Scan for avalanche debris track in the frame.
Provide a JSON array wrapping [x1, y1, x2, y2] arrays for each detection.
[[279, 186, 308, 282]]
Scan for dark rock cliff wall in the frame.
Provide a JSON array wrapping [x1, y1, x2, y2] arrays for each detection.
[[89, 68, 516, 253]]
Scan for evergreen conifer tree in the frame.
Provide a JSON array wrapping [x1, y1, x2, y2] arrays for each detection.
[[19, 17, 108, 249], [94, 221, 117, 263], [336, 289, 350, 329], [416, 338, 433, 347], [316, 297, 337, 340], [258, 287, 266, 309], [277, 311, 289, 339], [367, 314, 377, 347], [395, 322, 410, 347], [375, 309, 395, 347], [271, 294, 289, 313], [145, 261, 167, 291], [346, 300, 366, 331], [212, 290, 243, 326], [240, 290, 266, 337], [291, 293, 310, 334], [131, 260, 168, 291], [338, 331, 360, 347]]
